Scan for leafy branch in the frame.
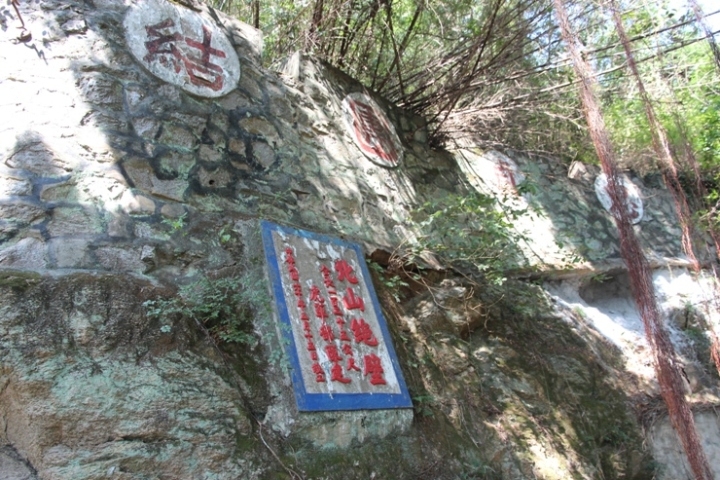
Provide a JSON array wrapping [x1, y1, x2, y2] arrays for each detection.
[[406, 191, 526, 285], [144, 274, 268, 346]]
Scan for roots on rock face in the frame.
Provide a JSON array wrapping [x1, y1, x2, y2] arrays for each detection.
[[553, 0, 714, 477]]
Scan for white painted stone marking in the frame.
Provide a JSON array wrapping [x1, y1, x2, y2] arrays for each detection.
[[484, 150, 526, 194], [124, 0, 240, 98], [594, 173, 644, 224]]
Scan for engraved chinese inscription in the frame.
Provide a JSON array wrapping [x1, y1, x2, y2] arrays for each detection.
[[124, 0, 240, 98], [262, 221, 412, 411], [342, 93, 404, 168]]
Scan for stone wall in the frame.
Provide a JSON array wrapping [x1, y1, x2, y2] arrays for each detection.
[[0, 0, 698, 278], [0, 0, 455, 277], [1, 0, 718, 479]]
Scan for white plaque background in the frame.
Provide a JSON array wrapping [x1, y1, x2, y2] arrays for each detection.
[[270, 229, 401, 395]]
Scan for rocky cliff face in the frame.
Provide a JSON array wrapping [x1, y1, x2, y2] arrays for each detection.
[[1, 1, 719, 479]]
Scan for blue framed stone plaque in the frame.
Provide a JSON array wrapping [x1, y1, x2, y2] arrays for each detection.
[[261, 220, 412, 411]]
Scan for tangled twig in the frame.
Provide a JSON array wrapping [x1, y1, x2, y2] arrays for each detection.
[[256, 420, 304, 480], [11, 0, 32, 42]]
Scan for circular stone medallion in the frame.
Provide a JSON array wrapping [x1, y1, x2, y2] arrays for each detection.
[[594, 173, 644, 224], [485, 150, 525, 194], [124, 0, 240, 98], [342, 93, 403, 168]]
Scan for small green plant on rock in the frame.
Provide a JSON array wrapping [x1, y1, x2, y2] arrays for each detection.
[[162, 213, 187, 235], [368, 260, 409, 301], [412, 394, 436, 418], [408, 191, 525, 285], [572, 305, 588, 321], [144, 272, 268, 346], [218, 224, 233, 244]]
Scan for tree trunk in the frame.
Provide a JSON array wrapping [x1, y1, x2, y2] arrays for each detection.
[[612, 0, 720, 387], [610, 0, 698, 270], [252, 0, 260, 29], [553, 0, 713, 478], [306, 0, 325, 51], [688, 0, 720, 72]]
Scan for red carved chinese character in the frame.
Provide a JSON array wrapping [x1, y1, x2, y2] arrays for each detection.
[[314, 303, 329, 321], [330, 297, 343, 316], [297, 299, 306, 309], [334, 318, 351, 341], [342, 343, 354, 356], [143, 20, 227, 92], [320, 264, 331, 277], [310, 285, 324, 303], [331, 363, 352, 384], [319, 323, 334, 342], [285, 247, 294, 256], [324, 345, 352, 383], [312, 363, 325, 382], [324, 344, 343, 363], [348, 98, 400, 164], [288, 266, 299, 281], [363, 353, 387, 385], [143, 19, 184, 73], [497, 158, 518, 191], [321, 266, 335, 288], [342, 287, 365, 312], [334, 259, 359, 284], [285, 251, 296, 265], [350, 318, 378, 347], [183, 25, 227, 91], [293, 283, 303, 297], [300, 312, 310, 321], [347, 357, 361, 372]]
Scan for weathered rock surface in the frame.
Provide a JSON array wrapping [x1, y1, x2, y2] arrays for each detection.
[[0, 446, 38, 480], [0, 273, 258, 479]]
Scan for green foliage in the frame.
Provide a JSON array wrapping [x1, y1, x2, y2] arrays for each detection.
[[218, 224, 233, 244], [144, 273, 269, 345], [696, 96, 720, 167], [0, 271, 41, 291], [211, 0, 718, 167], [601, 26, 720, 173], [211, 0, 580, 151], [411, 394, 436, 418], [572, 305, 588, 321], [408, 191, 524, 284], [162, 213, 187, 234], [590, 272, 611, 283], [368, 260, 410, 301]]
